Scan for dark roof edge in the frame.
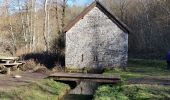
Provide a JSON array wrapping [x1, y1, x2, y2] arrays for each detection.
[[64, 1, 131, 33], [95, 1, 131, 33], [63, 2, 96, 33]]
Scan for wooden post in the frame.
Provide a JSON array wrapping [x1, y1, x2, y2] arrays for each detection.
[[7, 68, 10, 75], [6, 60, 10, 64], [17, 67, 20, 72]]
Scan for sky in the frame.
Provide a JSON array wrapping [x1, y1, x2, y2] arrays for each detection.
[[68, 0, 93, 6], [0, 0, 93, 7]]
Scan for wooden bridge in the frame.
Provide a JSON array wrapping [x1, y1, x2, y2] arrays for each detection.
[[48, 73, 121, 88]]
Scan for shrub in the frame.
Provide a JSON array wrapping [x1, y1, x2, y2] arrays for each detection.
[[94, 85, 129, 100], [19, 60, 37, 71]]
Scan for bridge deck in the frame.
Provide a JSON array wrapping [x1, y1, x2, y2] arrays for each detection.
[[49, 73, 121, 84]]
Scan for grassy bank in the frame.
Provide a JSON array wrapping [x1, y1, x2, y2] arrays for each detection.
[[0, 79, 70, 100], [94, 59, 170, 100], [95, 84, 170, 100]]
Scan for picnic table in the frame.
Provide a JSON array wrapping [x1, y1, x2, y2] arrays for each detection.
[[0, 56, 24, 75]]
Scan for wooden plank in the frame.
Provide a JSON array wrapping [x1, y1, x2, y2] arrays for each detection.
[[51, 77, 120, 83], [49, 73, 120, 81], [1, 59, 13, 62], [0, 63, 23, 66], [0, 57, 19, 60], [49, 73, 121, 84]]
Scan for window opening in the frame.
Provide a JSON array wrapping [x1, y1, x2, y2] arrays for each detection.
[[81, 54, 84, 62]]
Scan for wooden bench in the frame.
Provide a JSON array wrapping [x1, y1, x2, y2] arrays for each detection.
[[1, 62, 23, 66], [0, 57, 19, 63], [0, 62, 23, 75], [0, 57, 25, 75]]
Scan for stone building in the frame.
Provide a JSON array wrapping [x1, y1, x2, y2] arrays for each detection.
[[64, 1, 130, 70]]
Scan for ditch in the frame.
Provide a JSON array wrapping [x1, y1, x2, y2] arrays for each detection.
[[62, 82, 99, 100]]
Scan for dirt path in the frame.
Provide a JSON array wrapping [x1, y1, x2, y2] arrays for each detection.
[[127, 76, 170, 86], [0, 72, 48, 89]]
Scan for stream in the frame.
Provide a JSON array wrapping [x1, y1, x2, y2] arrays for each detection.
[[62, 82, 99, 100]]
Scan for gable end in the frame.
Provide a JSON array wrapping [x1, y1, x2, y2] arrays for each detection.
[[64, 1, 130, 33]]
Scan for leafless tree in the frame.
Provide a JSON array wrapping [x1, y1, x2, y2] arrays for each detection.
[[4, 0, 17, 55]]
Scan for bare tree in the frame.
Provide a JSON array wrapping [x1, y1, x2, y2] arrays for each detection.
[[119, 0, 130, 21], [43, 0, 49, 51], [61, 0, 68, 33], [53, 0, 61, 33], [4, 0, 17, 55]]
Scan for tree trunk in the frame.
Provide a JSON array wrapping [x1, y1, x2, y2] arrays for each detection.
[[43, 0, 49, 51]]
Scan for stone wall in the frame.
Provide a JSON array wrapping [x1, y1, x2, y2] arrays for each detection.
[[69, 82, 98, 95], [66, 7, 128, 69]]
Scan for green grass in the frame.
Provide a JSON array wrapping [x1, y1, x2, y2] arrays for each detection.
[[95, 84, 170, 100], [0, 79, 70, 100], [104, 59, 170, 80], [94, 59, 170, 100]]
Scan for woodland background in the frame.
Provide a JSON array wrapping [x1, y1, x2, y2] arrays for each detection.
[[0, 0, 170, 60]]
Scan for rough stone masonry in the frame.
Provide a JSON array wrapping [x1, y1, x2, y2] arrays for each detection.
[[65, 3, 128, 70]]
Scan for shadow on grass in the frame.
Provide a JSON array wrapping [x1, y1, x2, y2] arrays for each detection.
[[104, 59, 170, 81], [21, 52, 65, 69], [127, 59, 168, 75]]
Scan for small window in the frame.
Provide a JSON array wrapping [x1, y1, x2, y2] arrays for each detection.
[[81, 54, 84, 62]]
